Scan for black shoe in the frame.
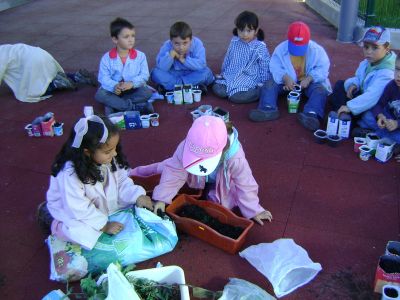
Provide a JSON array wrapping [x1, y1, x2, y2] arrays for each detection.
[[351, 127, 373, 138], [36, 201, 53, 235], [74, 69, 98, 87], [134, 102, 154, 115], [248, 108, 279, 122], [52, 72, 77, 90], [156, 84, 167, 96], [297, 112, 320, 131]]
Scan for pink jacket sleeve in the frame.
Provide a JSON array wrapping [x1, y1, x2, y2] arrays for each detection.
[[222, 147, 265, 219], [152, 141, 189, 204]]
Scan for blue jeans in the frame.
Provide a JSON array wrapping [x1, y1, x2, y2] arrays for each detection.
[[151, 67, 214, 90], [359, 111, 400, 143], [258, 79, 328, 118], [212, 83, 260, 103], [95, 86, 152, 112]]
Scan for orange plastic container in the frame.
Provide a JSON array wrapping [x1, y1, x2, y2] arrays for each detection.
[[166, 194, 254, 254], [130, 174, 202, 199]]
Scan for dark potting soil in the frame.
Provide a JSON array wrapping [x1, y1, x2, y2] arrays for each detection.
[[177, 204, 244, 239], [385, 287, 399, 298]]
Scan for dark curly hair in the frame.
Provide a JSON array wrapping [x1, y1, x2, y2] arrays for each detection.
[[51, 115, 130, 184]]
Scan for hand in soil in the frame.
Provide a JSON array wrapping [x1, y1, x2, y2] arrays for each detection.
[[153, 201, 166, 214], [253, 210, 273, 225]]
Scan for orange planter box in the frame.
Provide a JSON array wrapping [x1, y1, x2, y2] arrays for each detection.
[[166, 194, 254, 254], [130, 174, 202, 199]]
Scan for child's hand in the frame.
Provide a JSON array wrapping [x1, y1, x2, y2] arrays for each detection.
[[385, 119, 398, 132], [283, 74, 295, 91], [337, 105, 350, 116], [114, 83, 122, 95], [136, 195, 154, 210], [102, 221, 124, 235], [300, 76, 313, 89], [170, 49, 179, 59], [377, 114, 387, 129], [153, 201, 165, 214], [346, 84, 357, 99], [252, 210, 273, 226], [119, 81, 134, 91]]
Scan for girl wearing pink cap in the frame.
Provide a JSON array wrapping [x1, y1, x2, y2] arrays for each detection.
[[130, 115, 273, 225]]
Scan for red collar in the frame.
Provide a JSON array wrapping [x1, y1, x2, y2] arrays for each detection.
[[108, 48, 137, 60]]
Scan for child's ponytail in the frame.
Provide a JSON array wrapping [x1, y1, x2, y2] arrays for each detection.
[[257, 28, 265, 41]]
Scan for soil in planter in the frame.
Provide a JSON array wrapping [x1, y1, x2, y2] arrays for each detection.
[[177, 204, 244, 239]]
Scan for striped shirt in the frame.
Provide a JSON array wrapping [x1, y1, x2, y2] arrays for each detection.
[[217, 37, 271, 96]]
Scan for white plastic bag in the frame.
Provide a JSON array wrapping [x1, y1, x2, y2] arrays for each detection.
[[219, 278, 276, 300], [105, 263, 140, 300], [239, 239, 322, 298]]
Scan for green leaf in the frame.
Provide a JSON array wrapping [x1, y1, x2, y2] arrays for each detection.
[[192, 286, 218, 299], [80, 274, 99, 297]]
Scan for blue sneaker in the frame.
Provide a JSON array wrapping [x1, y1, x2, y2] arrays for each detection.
[[248, 107, 279, 122]]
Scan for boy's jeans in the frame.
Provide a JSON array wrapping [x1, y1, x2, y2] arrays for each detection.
[[359, 111, 400, 143], [151, 67, 214, 90], [95, 86, 152, 112], [258, 79, 328, 118]]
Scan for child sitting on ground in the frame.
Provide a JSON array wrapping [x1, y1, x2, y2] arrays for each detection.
[[356, 55, 400, 160], [95, 18, 153, 116], [212, 11, 271, 104], [249, 21, 331, 131], [329, 26, 396, 137], [130, 116, 273, 225], [151, 21, 214, 94], [38, 114, 153, 250]]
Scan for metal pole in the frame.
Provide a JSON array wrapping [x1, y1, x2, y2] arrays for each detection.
[[365, 0, 376, 27], [337, 0, 360, 43]]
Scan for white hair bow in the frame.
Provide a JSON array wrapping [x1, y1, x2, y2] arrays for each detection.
[[71, 114, 108, 148]]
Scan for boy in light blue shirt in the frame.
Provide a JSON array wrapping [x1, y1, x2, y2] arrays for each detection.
[[151, 21, 214, 94], [95, 18, 153, 115]]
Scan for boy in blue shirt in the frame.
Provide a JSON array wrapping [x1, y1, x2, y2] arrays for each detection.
[[95, 18, 153, 115], [151, 21, 214, 94], [249, 22, 331, 131]]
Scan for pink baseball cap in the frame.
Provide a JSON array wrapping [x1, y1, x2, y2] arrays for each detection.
[[287, 21, 310, 56], [182, 115, 228, 176]]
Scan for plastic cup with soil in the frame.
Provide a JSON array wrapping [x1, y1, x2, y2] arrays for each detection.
[[327, 134, 341, 147], [313, 129, 327, 144]]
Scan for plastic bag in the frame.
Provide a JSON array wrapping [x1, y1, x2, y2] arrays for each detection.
[[239, 239, 322, 298], [219, 278, 276, 300], [106, 263, 140, 300], [48, 207, 178, 281]]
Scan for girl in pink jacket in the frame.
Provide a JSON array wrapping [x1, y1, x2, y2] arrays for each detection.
[[131, 115, 272, 225]]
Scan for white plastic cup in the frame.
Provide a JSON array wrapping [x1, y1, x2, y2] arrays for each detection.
[[25, 124, 33, 137], [150, 113, 160, 127], [382, 284, 400, 300], [83, 106, 94, 117], [359, 145, 372, 161], [192, 89, 202, 102], [165, 92, 174, 104], [191, 110, 201, 121], [53, 122, 64, 136], [140, 115, 150, 128]]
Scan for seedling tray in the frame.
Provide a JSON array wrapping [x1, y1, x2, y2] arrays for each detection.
[[166, 194, 253, 254]]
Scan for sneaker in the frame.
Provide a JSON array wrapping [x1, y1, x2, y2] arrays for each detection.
[[134, 102, 154, 115], [351, 127, 373, 138], [248, 108, 279, 122], [74, 69, 98, 87], [36, 201, 53, 235], [297, 112, 320, 131], [52, 72, 77, 90]]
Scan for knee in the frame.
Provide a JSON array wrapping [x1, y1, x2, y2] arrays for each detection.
[[94, 88, 108, 103]]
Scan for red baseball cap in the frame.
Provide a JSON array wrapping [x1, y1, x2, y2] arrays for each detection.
[[287, 21, 310, 56]]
